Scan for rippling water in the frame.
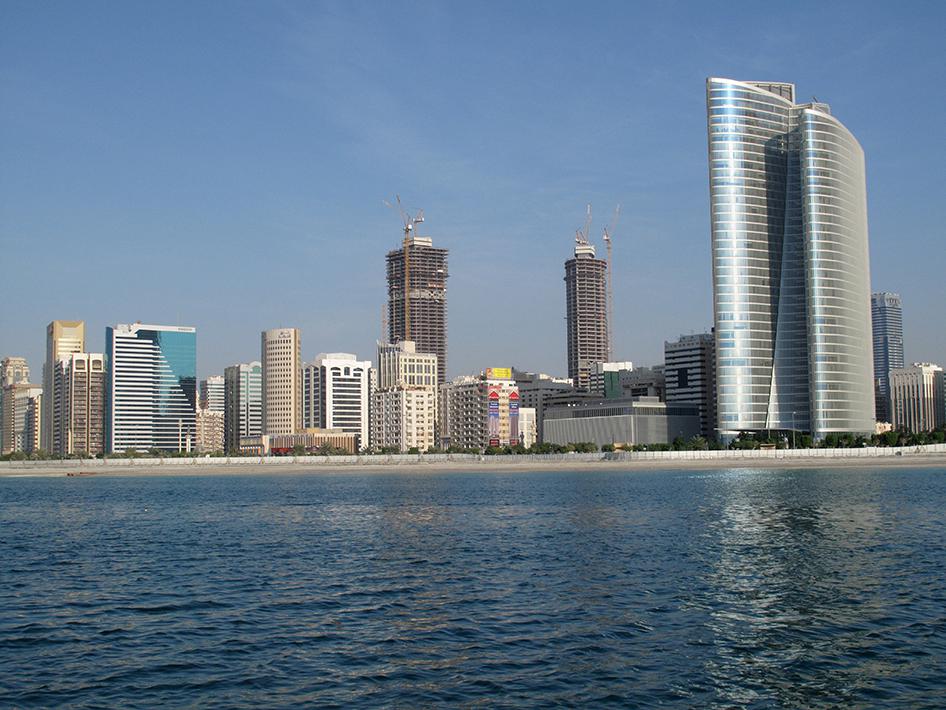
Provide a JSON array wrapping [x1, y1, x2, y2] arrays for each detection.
[[2, 467, 945, 707]]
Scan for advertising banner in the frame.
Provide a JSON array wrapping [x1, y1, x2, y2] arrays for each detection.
[[485, 367, 512, 380], [508, 390, 519, 446], [488, 386, 500, 446]]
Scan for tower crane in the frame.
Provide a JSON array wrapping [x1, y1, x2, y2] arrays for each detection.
[[575, 203, 592, 245], [384, 195, 424, 340], [602, 204, 621, 359]]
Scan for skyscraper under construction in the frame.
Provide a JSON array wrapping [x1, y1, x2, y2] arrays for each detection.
[[565, 239, 608, 391], [386, 232, 449, 386]]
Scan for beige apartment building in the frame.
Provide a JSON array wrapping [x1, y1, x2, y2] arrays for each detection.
[[890, 363, 945, 433], [440, 370, 521, 450], [2, 383, 42, 454], [372, 341, 438, 452], [43, 320, 85, 451], [53, 353, 105, 456], [261, 328, 302, 435]]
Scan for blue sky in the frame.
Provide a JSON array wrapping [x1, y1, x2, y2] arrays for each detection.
[[2, 0, 944, 379]]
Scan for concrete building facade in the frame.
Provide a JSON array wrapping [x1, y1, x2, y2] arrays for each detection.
[[890, 363, 944, 433], [440, 373, 520, 450], [1, 383, 42, 454], [43, 320, 85, 452], [53, 352, 105, 456], [224, 361, 262, 453], [372, 341, 438, 453], [565, 242, 608, 391], [589, 361, 634, 399], [665, 333, 717, 439], [871, 292, 904, 424], [386, 236, 449, 386], [261, 328, 302, 436], [513, 370, 575, 443], [1, 357, 30, 388], [544, 397, 701, 449], [200, 376, 225, 413], [303, 353, 371, 450]]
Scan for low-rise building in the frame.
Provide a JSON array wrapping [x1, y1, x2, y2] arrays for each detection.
[[543, 396, 700, 449], [519, 407, 537, 448], [239, 428, 357, 456], [890, 363, 945, 433]]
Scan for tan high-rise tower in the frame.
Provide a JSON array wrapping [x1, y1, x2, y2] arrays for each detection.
[[43, 320, 85, 452], [261, 328, 302, 436]]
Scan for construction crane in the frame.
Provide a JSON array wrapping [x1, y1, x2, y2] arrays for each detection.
[[575, 203, 592, 245], [383, 195, 424, 340], [602, 204, 621, 359]]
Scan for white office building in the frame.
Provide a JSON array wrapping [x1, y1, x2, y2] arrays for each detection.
[[303, 353, 371, 450], [106, 323, 197, 453]]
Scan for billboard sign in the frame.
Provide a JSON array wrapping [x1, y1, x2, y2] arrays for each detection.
[[488, 386, 500, 445], [508, 390, 519, 446], [485, 367, 512, 380]]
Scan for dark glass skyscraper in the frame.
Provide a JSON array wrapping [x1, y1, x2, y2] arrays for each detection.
[[871, 292, 904, 423], [707, 78, 875, 439]]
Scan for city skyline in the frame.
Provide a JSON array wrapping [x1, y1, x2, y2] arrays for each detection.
[[2, 3, 944, 381]]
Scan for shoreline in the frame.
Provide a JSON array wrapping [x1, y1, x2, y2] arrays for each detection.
[[2, 451, 945, 478]]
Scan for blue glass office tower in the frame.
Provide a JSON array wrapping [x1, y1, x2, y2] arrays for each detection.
[[707, 78, 875, 440], [871, 292, 904, 423], [106, 323, 197, 453]]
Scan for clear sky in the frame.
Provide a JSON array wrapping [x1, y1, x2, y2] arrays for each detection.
[[2, 0, 944, 380]]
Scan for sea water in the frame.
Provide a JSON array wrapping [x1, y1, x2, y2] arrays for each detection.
[[2, 467, 945, 707]]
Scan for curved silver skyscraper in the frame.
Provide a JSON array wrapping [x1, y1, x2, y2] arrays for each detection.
[[707, 78, 874, 440]]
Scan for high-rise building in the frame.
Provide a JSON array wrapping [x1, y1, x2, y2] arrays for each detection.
[[200, 376, 225, 413], [372, 341, 439, 453], [303, 353, 371, 450], [1, 383, 42, 454], [440, 371, 520, 450], [890, 363, 944, 434], [871, 292, 904, 424], [53, 353, 106, 456], [707, 78, 874, 439], [1, 357, 30, 387], [224, 361, 262, 452], [43, 320, 85, 451], [0, 357, 31, 443], [386, 235, 449, 385], [261, 328, 302, 436], [106, 323, 197, 453], [565, 241, 608, 390], [665, 332, 717, 439]]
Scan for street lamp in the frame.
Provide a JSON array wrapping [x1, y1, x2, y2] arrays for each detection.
[[791, 410, 796, 449]]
